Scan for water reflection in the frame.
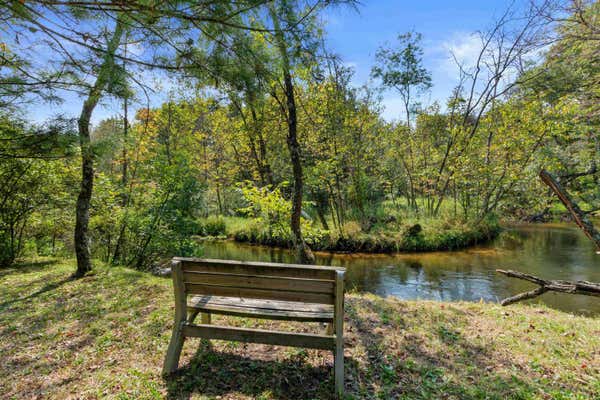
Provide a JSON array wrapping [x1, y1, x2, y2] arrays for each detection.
[[200, 224, 600, 315]]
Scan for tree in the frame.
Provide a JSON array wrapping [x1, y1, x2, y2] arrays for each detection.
[[188, 0, 351, 263], [0, 115, 75, 266], [3, 0, 278, 275], [74, 17, 126, 277], [428, 2, 554, 217], [371, 31, 432, 128], [268, 2, 316, 263], [371, 31, 431, 212], [519, 1, 599, 220]]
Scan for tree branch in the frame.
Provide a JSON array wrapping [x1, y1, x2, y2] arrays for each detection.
[[496, 269, 600, 306], [539, 169, 600, 252]]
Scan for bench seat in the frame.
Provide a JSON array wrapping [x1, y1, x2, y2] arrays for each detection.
[[188, 295, 334, 322]]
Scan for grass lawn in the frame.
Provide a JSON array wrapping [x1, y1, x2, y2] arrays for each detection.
[[1, 259, 598, 399]]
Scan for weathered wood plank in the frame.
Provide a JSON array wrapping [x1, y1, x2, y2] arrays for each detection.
[[175, 257, 341, 280], [182, 271, 335, 294], [334, 270, 345, 397], [189, 295, 334, 313], [187, 295, 334, 322], [185, 283, 334, 304], [175, 257, 343, 271], [163, 260, 187, 375], [187, 304, 333, 322], [182, 323, 336, 350]]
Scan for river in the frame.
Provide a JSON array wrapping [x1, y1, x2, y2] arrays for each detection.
[[200, 223, 600, 315]]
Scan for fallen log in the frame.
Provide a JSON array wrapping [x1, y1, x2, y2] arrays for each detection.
[[539, 169, 600, 252], [496, 269, 600, 306]]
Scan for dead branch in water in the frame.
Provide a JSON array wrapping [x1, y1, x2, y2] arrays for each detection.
[[496, 269, 600, 306]]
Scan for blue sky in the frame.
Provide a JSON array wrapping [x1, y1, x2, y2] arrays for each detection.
[[29, 0, 516, 125], [322, 0, 515, 120]]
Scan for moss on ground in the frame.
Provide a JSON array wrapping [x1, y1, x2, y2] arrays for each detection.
[[1, 259, 598, 399]]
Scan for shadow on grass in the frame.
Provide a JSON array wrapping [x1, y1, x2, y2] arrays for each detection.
[[0, 262, 153, 336], [165, 340, 353, 400], [0, 275, 74, 311], [345, 297, 541, 399], [0, 259, 59, 278], [162, 297, 545, 399]]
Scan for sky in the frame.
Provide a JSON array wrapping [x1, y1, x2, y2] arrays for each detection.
[[28, 0, 517, 125], [322, 0, 516, 121]]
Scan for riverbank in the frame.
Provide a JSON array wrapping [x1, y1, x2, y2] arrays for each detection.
[[200, 216, 501, 253], [1, 259, 598, 399]]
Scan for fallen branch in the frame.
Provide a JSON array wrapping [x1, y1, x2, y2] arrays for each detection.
[[539, 169, 600, 252], [496, 269, 600, 306]]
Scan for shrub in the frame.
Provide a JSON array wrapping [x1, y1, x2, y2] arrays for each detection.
[[203, 216, 227, 236], [238, 184, 291, 238], [342, 221, 362, 237]]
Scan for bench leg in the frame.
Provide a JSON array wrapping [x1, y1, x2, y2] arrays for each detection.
[[334, 270, 345, 398], [334, 336, 344, 398], [163, 321, 185, 375], [187, 310, 210, 325], [325, 322, 333, 335]]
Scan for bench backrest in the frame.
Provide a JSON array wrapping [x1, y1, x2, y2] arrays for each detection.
[[172, 257, 345, 305]]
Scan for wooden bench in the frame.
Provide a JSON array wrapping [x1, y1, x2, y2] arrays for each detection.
[[162, 257, 346, 397]]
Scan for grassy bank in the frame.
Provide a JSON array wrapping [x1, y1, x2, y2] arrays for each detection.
[[222, 216, 501, 253], [1, 259, 598, 399]]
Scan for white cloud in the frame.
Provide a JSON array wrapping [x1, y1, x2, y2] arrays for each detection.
[[438, 32, 482, 78]]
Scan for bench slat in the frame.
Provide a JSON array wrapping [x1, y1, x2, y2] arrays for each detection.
[[176, 258, 339, 280], [185, 283, 334, 304], [190, 295, 333, 312], [188, 295, 334, 322], [183, 271, 335, 294], [182, 323, 336, 350]]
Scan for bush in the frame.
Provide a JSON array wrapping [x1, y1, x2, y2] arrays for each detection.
[[232, 215, 501, 254], [202, 216, 227, 236], [342, 221, 362, 237]]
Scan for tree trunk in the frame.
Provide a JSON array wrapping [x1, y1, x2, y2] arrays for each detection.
[[249, 101, 274, 186], [111, 43, 130, 266], [283, 70, 314, 264], [270, 6, 314, 264], [539, 169, 600, 252], [74, 106, 95, 277], [121, 38, 129, 196], [313, 190, 330, 231], [74, 20, 124, 277]]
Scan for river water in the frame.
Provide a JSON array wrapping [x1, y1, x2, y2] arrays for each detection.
[[201, 223, 600, 315]]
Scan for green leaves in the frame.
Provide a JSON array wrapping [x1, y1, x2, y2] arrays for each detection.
[[371, 31, 432, 124]]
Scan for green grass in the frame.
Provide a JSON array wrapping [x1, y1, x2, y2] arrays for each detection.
[[1, 259, 598, 399]]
